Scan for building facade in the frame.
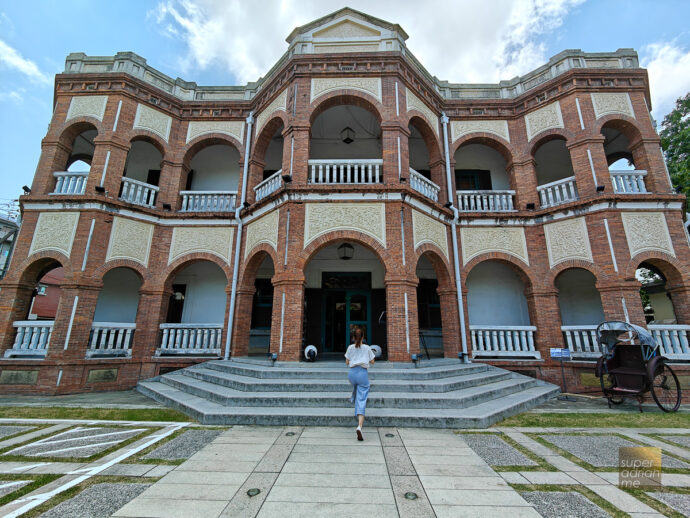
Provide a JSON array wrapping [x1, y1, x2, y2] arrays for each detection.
[[0, 8, 688, 394]]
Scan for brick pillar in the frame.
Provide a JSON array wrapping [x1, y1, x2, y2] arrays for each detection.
[[429, 158, 448, 205], [585, 137, 614, 191], [667, 284, 690, 325], [271, 278, 304, 361], [511, 159, 539, 209], [599, 283, 646, 327], [382, 124, 408, 185], [160, 161, 187, 211], [281, 126, 294, 178], [0, 282, 35, 353], [290, 126, 311, 185], [630, 140, 673, 193], [132, 289, 171, 361], [385, 277, 419, 362], [31, 140, 71, 195], [44, 284, 100, 361], [437, 287, 460, 358], [567, 139, 604, 200], [96, 140, 130, 200], [231, 287, 255, 357], [525, 288, 564, 359], [245, 158, 266, 205]]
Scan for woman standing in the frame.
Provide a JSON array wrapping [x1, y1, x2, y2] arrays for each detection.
[[345, 327, 375, 441]]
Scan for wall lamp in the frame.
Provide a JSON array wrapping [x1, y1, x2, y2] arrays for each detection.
[[526, 202, 535, 210], [443, 201, 453, 209], [243, 201, 251, 209], [281, 174, 292, 183], [162, 203, 172, 210], [596, 185, 606, 192], [94, 185, 106, 194]]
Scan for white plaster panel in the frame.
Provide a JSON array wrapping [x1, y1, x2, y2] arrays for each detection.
[[460, 227, 529, 265], [310, 77, 382, 103], [106, 216, 154, 267], [169, 226, 234, 264], [244, 210, 279, 259], [621, 212, 675, 258], [591, 92, 635, 119], [186, 121, 244, 144], [29, 212, 80, 257], [544, 217, 593, 268], [451, 120, 510, 143], [255, 89, 288, 135], [304, 203, 386, 248], [65, 96, 108, 122], [406, 88, 439, 135], [313, 20, 381, 38], [524, 101, 564, 141], [133, 104, 172, 142], [313, 44, 380, 54], [412, 209, 449, 260]]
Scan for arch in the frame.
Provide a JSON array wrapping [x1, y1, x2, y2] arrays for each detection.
[[309, 91, 384, 125], [240, 245, 281, 290], [407, 115, 442, 159], [94, 260, 147, 285], [162, 253, 231, 292], [451, 133, 517, 165], [624, 252, 687, 285], [253, 114, 288, 164], [56, 120, 100, 149], [93, 266, 144, 323], [181, 134, 243, 167], [297, 230, 389, 274], [529, 130, 574, 158], [596, 115, 645, 145], [548, 260, 609, 287], [463, 253, 534, 290], [413, 245, 453, 289], [127, 133, 167, 158], [14, 252, 72, 286], [555, 267, 605, 326]]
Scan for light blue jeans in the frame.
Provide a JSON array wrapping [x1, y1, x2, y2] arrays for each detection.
[[347, 366, 370, 416]]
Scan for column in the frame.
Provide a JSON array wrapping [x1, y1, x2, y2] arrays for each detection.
[[289, 125, 311, 186], [567, 138, 608, 198], [510, 159, 540, 209], [270, 278, 304, 361], [0, 282, 36, 354], [230, 287, 256, 358], [630, 139, 673, 193], [385, 276, 419, 362], [132, 288, 172, 362], [667, 284, 690, 325], [381, 123, 409, 185], [598, 282, 646, 327], [437, 287, 460, 358], [245, 158, 266, 205], [524, 288, 564, 360]]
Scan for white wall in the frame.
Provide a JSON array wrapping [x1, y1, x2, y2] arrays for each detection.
[[304, 243, 384, 289], [173, 262, 228, 323], [125, 141, 162, 183], [454, 144, 511, 190], [93, 268, 142, 323], [416, 254, 436, 279], [556, 269, 605, 325], [648, 292, 677, 323], [534, 139, 575, 185], [189, 144, 241, 190], [466, 261, 530, 325], [264, 128, 284, 171], [409, 124, 430, 171], [310, 105, 381, 160]]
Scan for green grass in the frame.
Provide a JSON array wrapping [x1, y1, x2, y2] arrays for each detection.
[[0, 406, 192, 422], [495, 412, 690, 428], [0, 474, 61, 508], [510, 483, 628, 518]]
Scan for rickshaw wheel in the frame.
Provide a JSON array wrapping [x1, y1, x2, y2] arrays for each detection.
[[599, 373, 624, 405], [650, 364, 681, 412]]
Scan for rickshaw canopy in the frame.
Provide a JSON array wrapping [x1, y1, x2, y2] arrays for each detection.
[[596, 321, 657, 350]]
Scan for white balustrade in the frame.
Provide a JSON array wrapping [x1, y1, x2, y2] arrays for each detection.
[[308, 159, 382, 184], [157, 324, 223, 356], [120, 177, 159, 208], [5, 321, 53, 358], [537, 176, 578, 207], [254, 170, 283, 202], [561, 326, 602, 359], [457, 190, 516, 212], [470, 325, 540, 358], [52, 171, 88, 195], [87, 322, 135, 357], [180, 191, 237, 212], [649, 325, 690, 360], [409, 168, 440, 202], [610, 170, 647, 194]]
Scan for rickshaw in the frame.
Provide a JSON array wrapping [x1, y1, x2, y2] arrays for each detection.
[[595, 321, 681, 412]]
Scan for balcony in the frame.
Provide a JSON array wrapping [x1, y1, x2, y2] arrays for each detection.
[[52, 171, 88, 195], [120, 177, 159, 208], [561, 325, 602, 359], [537, 176, 578, 208], [457, 190, 516, 212], [610, 170, 647, 194], [308, 159, 382, 184], [470, 325, 540, 358], [87, 322, 135, 358], [156, 323, 223, 356], [409, 168, 440, 202], [180, 191, 237, 213], [254, 170, 283, 202], [5, 321, 53, 358]]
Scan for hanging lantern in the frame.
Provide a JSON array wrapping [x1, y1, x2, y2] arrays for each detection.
[[340, 126, 355, 144], [337, 243, 354, 260]]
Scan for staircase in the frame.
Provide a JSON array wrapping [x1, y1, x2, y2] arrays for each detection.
[[137, 358, 559, 428]]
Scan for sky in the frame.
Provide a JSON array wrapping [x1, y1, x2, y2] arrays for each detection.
[[1, 0, 689, 212]]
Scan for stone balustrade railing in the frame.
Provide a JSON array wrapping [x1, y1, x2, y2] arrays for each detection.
[[120, 177, 159, 208], [537, 176, 578, 208], [610, 170, 647, 194], [648, 324, 690, 360], [457, 190, 516, 212], [409, 168, 440, 202], [180, 191, 237, 212], [5, 321, 53, 358], [254, 170, 283, 202], [561, 325, 602, 359], [470, 325, 540, 358], [53, 171, 88, 195], [308, 159, 382, 184], [157, 324, 223, 356], [87, 322, 136, 358]]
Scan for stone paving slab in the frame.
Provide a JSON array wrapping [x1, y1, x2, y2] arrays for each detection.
[[519, 471, 579, 485], [462, 433, 538, 466], [142, 429, 223, 460], [648, 491, 690, 515], [39, 482, 151, 518], [256, 502, 399, 518], [433, 505, 542, 517], [520, 490, 612, 518], [657, 434, 690, 449], [585, 484, 661, 514], [0, 479, 31, 497]]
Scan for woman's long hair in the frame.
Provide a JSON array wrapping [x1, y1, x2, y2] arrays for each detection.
[[354, 327, 364, 348]]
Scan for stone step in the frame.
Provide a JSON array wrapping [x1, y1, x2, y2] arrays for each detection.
[[137, 380, 559, 428], [179, 366, 512, 393], [200, 359, 488, 380], [158, 372, 537, 409]]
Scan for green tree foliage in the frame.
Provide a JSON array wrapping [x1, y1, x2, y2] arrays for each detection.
[[660, 92, 690, 198]]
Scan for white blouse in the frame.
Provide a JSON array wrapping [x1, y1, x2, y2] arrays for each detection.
[[345, 344, 375, 369]]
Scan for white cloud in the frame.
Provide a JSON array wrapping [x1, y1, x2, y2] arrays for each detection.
[[150, 0, 584, 85], [640, 42, 690, 121], [0, 89, 23, 104], [0, 40, 51, 85]]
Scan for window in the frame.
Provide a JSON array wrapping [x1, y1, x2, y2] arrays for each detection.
[[417, 279, 441, 329], [36, 285, 47, 296], [251, 278, 274, 328], [455, 169, 492, 190]]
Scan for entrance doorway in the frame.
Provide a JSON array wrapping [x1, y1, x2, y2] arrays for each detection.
[[323, 288, 371, 353]]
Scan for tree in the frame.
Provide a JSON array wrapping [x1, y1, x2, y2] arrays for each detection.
[[659, 92, 690, 199]]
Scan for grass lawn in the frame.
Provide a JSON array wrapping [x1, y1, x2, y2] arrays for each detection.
[[0, 406, 193, 422], [496, 412, 690, 428]]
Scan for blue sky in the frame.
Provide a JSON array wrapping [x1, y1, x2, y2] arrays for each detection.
[[1, 0, 689, 211]]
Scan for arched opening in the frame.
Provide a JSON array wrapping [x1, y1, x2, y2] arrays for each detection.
[[309, 104, 382, 185], [602, 122, 648, 193], [90, 268, 142, 357], [466, 261, 537, 358], [416, 254, 443, 358], [556, 269, 605, 358], [454, 142, 514, 211], [637, 262, 677, 324], [120, 139, 163, 208], [304, 242, 386, 358], [249, 254, 275, 356], [408, 117, 444, 203], [534, 138, 578, 207], [54, 126, 96, 194], [182, 144, 241, 212], [159, 261, 227, 356], [262, 123, 284, 181]]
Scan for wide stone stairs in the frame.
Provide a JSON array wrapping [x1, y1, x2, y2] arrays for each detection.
[[137, 358, 559, 428]]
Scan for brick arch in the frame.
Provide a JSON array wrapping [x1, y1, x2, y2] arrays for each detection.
[[463, 253, 535, 290], [56, 120, 101, 149], [240, 245, 280, 290], [548, 261, 609, 288], [451, 133, 517, 165], [124, 130, 169, 161], [413, 244, 454, 290], [160, 254, 232, 292], [624, 252, 687, 286], [94, 260, 148, 285], [14, 252, 73, 285], [597, 115, 646, 144], [297, 230, 390, 274], [308, 91, 384, 125], [529, 129, 575, 158], [407, 115, 443, 165], [180, 134, 244, 167], [253, 114, 288, 164]]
